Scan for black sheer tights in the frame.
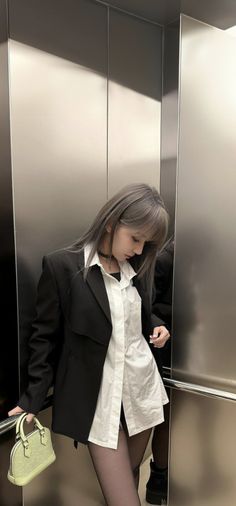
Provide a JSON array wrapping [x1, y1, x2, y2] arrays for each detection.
[[151, 402, 170, 468], [88, 426, 152, 506]]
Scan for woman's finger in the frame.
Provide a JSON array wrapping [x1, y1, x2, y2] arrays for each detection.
[[26, 413, 35, 423], [8, 406, 24, 417], [153, 337, 167, 348], [149, 327, 170, 348], [150, 327, 170, 343], [8, 407, 35, 423]]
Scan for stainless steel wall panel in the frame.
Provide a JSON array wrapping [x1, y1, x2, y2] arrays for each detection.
[[108, 10, 162, 196], [9, 38, 107, 274], [180, 0, 236, 30], [0, 0, 19, 415], [0, 1, 22, 503], [97, 0, 180, 26], [8, 1, 108, 504], [172, 15, 236, 392], [95, 0, 236, 29], [9, 0, 107, 76], [22, 409, 104, 506], [9, 0, 108, 279], [169, 389, 236, 506], [161, 21, 179, 235], [9, 0, 108, 384]]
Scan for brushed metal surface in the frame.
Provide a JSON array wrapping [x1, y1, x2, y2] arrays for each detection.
[[161, 21, 179, 236], [8, 1, 107, 504], [95, 0, 180, 25], [181, 0, 236, 30], [95, 0, 236, 29], [0, 0, 19, 419], [0, 415, 21, 436], [108, 9, 162, 196], [9, 0, 107, 392], [9, 0, 108, 277], [164, 378, 236, 402], [0, 1, 22, 504], [172, 15, 236, 392], [169, 389, 236, 506], [9, 0, 107, 76], [22, 409, 104, 506]]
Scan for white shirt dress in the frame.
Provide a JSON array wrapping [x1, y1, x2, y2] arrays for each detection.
[[86, 246, 168, 450]]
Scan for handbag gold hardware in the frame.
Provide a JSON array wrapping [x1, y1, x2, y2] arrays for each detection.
[[8, 413, 56, 486]]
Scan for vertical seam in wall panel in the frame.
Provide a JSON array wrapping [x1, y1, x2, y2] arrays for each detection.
[[106, 5, 109, 200], [6, 0, 21, 405], [4, 1, 23, 503], [160, 25, 165, 194], [171, 17, 182, 377], [7, 22, 21, 406]]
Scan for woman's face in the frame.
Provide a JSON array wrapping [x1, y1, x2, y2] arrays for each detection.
[[110, 225, 149, 262]]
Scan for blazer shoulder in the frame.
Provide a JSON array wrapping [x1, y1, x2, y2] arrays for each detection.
[[44, 247, 84, 274]]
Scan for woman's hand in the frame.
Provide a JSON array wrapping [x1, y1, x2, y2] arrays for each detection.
[[149, 326, 170, 348], [8, 406, 35, 423]]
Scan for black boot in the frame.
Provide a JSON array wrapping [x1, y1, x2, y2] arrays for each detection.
[[146, 460, 168, 505]]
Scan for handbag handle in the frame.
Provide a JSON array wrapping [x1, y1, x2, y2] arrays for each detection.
[[15, 413, 48, 457], [15, 413, 27, 435], [15, 413, 44, 434]]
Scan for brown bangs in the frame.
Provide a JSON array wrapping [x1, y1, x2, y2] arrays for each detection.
[[126, 205, 168, 251]]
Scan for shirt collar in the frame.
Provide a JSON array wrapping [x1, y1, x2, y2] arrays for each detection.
[[84, 243, 101, 268], [84, 243, 136, 281]]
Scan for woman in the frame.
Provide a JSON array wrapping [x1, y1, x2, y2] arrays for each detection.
[[9, 183, 170, 506]]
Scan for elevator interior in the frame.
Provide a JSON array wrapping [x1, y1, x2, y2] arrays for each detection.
[[1, 1, 236, 505]]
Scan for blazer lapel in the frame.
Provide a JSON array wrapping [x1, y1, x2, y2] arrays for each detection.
[[86, 265, 111, 323], [76, 249, 111, 323]]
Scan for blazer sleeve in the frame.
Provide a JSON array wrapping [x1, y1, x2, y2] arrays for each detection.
[[18, 255, 62, 415], [151, 313, 166, 329]]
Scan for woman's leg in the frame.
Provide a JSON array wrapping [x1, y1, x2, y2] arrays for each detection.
[[126, 427, 152, 489], [151, 402, 170, 468], [88, 429, 141, 506], [120, 409, 152, 489]]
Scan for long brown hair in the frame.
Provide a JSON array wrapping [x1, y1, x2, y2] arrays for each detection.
[[71, 183, 169, 297]]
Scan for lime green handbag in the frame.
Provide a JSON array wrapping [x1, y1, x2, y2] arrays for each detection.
[[8, 413, 56, 486]]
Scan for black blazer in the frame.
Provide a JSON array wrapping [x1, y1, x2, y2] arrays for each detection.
[[153, 240, 174, 328], [19, 248, 164, 444]]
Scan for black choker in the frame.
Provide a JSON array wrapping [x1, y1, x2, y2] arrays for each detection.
[[98, 250, 113, 259]]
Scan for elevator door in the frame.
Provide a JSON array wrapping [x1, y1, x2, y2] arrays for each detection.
[[169, 15, 236, 506]]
